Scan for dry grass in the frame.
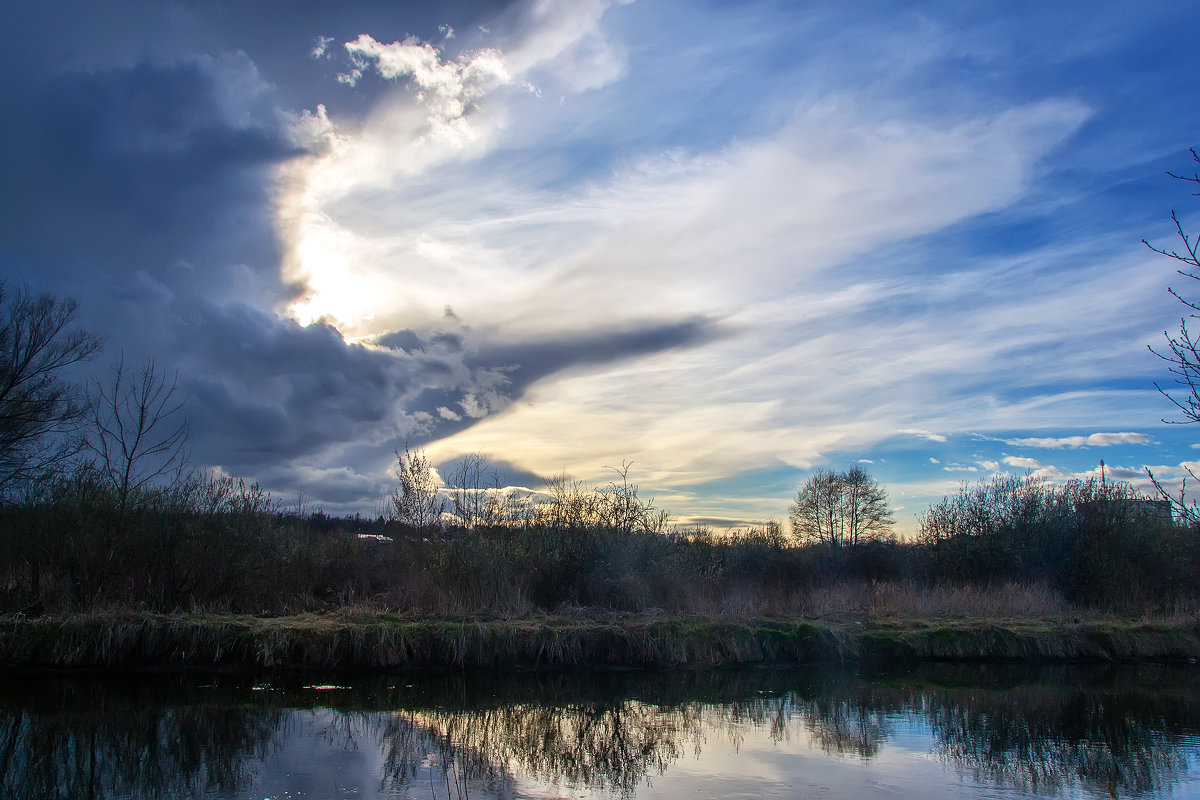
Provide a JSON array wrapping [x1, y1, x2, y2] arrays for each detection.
[[0, 606, 1196, 671], [658, 580, 1078, 623], [860, 581, 1072, 621]]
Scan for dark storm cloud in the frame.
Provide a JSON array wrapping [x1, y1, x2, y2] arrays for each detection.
[[171, 300, 475, 468], [0, 53, 297, 307], [366, 317, 723, 457], [0, 20, 464, 485], [376, 329, 465, 354], [380, 316, 720, 403], [470, 317, 720, 393], [0, 34, 513, 479]]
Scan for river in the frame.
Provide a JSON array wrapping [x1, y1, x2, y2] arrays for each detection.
[[1, 662, 1197, 799]]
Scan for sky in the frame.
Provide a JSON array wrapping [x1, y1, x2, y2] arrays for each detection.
[[3, 0, 1200, 533]]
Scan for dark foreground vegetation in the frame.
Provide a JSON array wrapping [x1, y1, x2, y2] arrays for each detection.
[[0, 462, 1198, 669], [2, 465, 1197, 618]]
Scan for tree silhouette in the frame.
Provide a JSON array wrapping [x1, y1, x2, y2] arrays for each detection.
[[789, 465, 894, 549], [84, 356, 189, 513], [0, 284, 101, 495], [1145, 148, 1200, 520], [390, 445, 445, 531]]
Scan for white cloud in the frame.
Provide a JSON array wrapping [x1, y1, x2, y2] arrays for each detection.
[[1003, 456, 1043, 469], [312, 36, 334, 59], [279, 3, 634, 336], [501, 0, 629, 91], [1003, 432, 1154, 448], [283, 92, 1100, 504], [338, 33, 510, 138], [903, 429, 948, 443]]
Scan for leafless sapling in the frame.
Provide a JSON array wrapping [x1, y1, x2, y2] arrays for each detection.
[[85, 356, 189, 513]]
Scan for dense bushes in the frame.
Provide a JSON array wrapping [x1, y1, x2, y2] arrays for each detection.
[[918, 474, 1197, 605], [0, 463, 1195, 617], [0, 466, 285, 612], [0, 471, 822, 615]]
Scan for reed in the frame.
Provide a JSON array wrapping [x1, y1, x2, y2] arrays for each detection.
[[0, 611, 1196, 671]]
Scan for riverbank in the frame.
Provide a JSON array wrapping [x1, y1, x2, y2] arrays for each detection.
[[1, 611, 1198, 671]]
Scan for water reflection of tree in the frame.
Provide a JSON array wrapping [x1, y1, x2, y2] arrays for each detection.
[[420, 700, 705, 797], [391, 666, 1199, 798], [0, 701, 283, 799], [801, 697, 891, 759], [696, 693, 887, 758], [311, 711, 518, 799], [927, 684, 1194, 797]]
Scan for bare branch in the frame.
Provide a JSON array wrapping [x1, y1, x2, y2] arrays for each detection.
[[1146, 149, 1200, 512], [390, 444, 445, 531], [84, 355, 190, 512], [0, 283, 102, 494], [789, 466, 894, 549]]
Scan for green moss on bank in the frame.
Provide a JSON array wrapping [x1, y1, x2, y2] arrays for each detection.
[[0, 612, 1196, 671]]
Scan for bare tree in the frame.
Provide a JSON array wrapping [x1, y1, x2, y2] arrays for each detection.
[[530, 464, 670, 533], [597, 461, 670, 534], [1145, 148, 1200, 521], [790, 468, 838, 548], [390, 445, 445, 531], [539, 472, 601, 529], [447, 453, 501, 530], [789, 465, 894, 549], [0, 283, 101, 494], [85, 356, 189, 512]]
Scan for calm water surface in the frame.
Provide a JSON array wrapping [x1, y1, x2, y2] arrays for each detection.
[[3, 663, 1198, 799]]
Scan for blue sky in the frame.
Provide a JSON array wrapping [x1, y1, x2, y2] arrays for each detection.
[[2, 0, 1199, 532]]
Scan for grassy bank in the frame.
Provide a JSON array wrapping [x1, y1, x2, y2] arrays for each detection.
[[2, 611, 1198, 671]]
